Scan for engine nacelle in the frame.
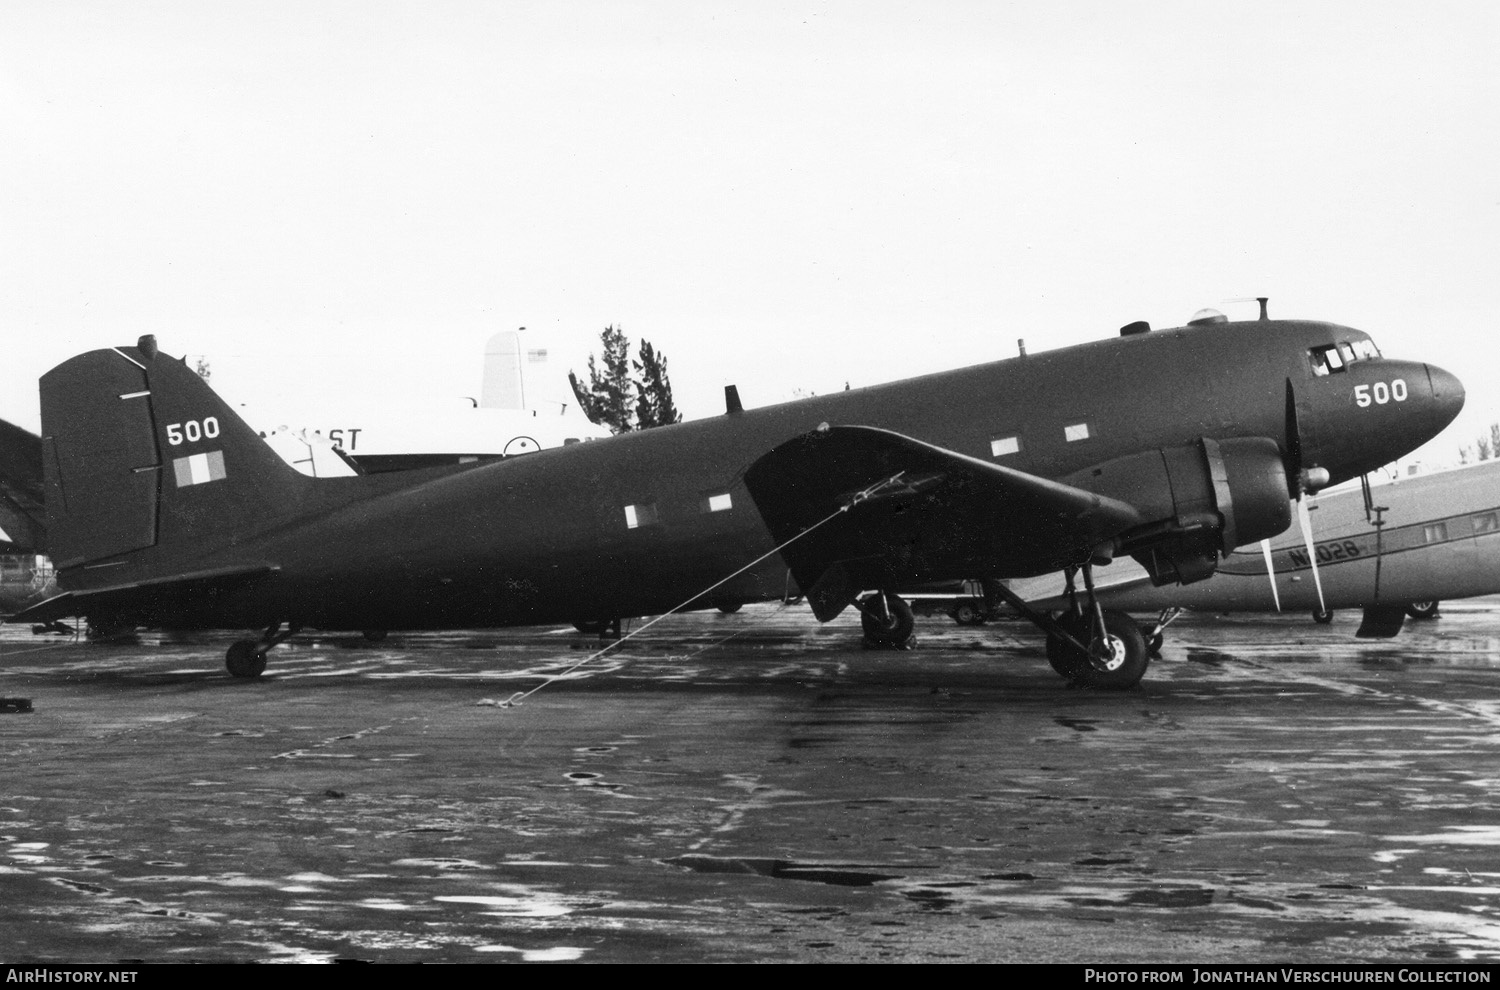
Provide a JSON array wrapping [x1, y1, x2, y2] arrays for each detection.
[[1060, 437, 1291, 586]]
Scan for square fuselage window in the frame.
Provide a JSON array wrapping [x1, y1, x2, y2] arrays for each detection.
[[624, 503, 660, 529], [990, 436, 1020, 457]]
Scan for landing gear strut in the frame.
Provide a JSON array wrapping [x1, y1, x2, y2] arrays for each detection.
[[225, 622, 301, 679], [1141, 607, 1182, 655], [987, 564, 1151, 690]]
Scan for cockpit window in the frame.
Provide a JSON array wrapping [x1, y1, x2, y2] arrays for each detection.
[[1309, 344, 1345, 376], [1308, 339, 1380, 376]]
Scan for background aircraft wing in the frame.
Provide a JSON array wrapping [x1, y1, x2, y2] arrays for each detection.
[[744, 425, 1143, 620]]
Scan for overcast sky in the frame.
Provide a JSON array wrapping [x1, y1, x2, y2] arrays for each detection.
[[3, 1, 1496, 466]]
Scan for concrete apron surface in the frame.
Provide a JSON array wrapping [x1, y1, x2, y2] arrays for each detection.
[[3, 600, 1500, 963]]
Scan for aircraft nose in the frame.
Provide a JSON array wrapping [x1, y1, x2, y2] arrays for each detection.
[[1425, 363, 1465, 429]]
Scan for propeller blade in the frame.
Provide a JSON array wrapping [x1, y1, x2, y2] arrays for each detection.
[[1296, 496, 1326, 614], [1260, 539, 1282, 612], [1284, 379, 1303, 498]]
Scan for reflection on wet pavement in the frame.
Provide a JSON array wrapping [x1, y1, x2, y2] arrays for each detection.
[[6, 601, 1500, 961]]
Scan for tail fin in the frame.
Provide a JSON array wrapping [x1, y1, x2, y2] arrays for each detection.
[[480, 328, 527, 410], [40, 336, 313, 571]]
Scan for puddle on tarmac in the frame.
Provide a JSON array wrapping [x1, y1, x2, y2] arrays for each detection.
[[434, 893, 573, 918], [1054, 717, 1099, 732], [665, 854, 902, 887], [474, 944, 587, 961], [1383, 826, 1500, 846]]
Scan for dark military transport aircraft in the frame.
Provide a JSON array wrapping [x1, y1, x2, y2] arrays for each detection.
[[11, 305, 1464, 689]]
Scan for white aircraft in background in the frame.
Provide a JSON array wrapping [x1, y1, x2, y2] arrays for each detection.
[[255, 328, 610, 477]]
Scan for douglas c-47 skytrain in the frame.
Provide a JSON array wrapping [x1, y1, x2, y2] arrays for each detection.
[[10, 304, 1464, 690]]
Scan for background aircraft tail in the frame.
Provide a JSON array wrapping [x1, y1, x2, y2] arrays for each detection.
[[40, 336, 315, 571]]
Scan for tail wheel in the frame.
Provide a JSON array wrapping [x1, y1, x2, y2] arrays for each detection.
[[1312, 609, 1334, 625], [1046, 610, 1149, 690], [1405, 601, 1440, 620], [860, 592, 915, 648], [226, 640, 267, 679]]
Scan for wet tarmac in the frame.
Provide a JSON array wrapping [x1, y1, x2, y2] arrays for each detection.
[[4, 600, 1500, 963]]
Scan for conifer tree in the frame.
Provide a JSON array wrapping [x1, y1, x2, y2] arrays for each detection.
[[569, 325, 635, 433], [633, 339, 681, 429]]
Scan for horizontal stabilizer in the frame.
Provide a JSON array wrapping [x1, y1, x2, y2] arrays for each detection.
[[1355, 604, 1407, 639], [744, 425, 1143, 620], [10, 564, 276, 625]]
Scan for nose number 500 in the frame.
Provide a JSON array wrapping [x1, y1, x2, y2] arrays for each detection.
[[1354, 380, 1407, 408]]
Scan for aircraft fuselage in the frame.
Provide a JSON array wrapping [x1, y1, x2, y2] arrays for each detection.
[[50, 318, 1459, 632]]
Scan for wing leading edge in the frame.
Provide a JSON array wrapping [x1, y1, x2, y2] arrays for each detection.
[[743, 425, 1144, 621]]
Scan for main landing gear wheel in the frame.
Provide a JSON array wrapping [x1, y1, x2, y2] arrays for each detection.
[[1045, 609, 1149, 690], [1406, 601, 1440, 620], [1046, 612, 1090, 680], [225, 640, 267, 679], [1312, 608, 1334, 625], [860, 592, 915, 649], [362, 629, 388, 642]]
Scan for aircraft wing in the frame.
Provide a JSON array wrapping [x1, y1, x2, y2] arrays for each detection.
[[10, 564, 276, 625], [744, 425, 1143, 620]]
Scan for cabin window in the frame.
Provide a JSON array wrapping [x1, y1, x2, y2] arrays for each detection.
[[1337, 342, 1356, 365], [990, 435, 1021, 457], [1352, 339, 1381, 360], [624, 502, 660, 529], [701, 492, 733, 513], [1064, 422, 1091, 443], [1473, 512, 1499, 534], [1422, 522, 1449, 544]]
